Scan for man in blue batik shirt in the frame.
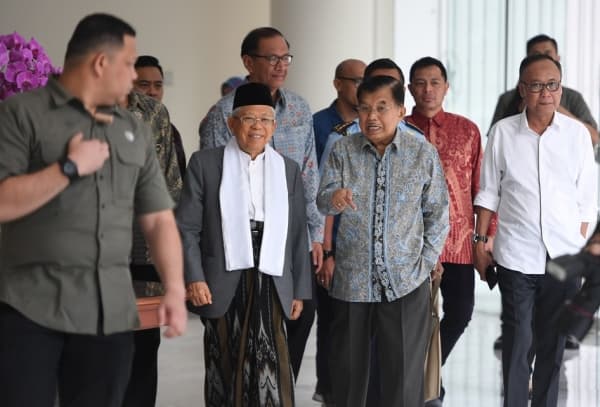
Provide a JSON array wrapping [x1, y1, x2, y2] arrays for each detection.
[[318, 75, 449, 407]]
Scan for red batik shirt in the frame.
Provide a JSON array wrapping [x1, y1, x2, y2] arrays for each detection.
[[406, 108, 496, 264]]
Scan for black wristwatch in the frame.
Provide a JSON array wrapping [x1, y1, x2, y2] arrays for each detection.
[[58, 156, 79, 182], [323, 249, 335, 260], [472, 233, 488, 244]]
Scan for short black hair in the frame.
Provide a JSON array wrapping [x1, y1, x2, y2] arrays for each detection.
[[526, 34, 558, 55], [364, 58, 405, 86], [135, 55, 164, 78], [241, 27, 290, 57], [357, 75, 405, 105], [518, 54, 562, 79], [65, 13, 136, 62], [409, 56, 447, 82]]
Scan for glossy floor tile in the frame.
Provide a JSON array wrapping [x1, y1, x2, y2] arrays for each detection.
[[157, 282, 600, 406]]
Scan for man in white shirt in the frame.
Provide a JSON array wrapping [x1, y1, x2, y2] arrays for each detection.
[[473, 54, 597, 407]]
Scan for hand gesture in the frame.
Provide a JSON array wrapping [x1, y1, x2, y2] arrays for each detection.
[[331, 188, 357, 212], [67, 132, 110, 176]]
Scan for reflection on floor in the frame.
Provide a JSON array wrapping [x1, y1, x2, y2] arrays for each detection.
[[156, 282, 600, 406]]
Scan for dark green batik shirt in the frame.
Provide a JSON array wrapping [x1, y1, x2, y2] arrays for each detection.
[[127, 92, 182, 268], [0, 78, 174, 335]]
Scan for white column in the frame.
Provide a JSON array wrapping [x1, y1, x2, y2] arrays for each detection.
[[271, 0, 395, 112]]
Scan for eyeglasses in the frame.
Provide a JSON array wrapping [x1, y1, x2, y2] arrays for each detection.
[[356, 104, 393, 115], [235, 116, 275, 127], [520, 80, 561, 93], [337, 76, 363, 86], [250, 54, 293, 66]]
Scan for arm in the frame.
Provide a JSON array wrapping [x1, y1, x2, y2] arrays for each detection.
[[318, 215, 336, 288], [557, 105, 599, 145], [317, 141, 345, 215], [290, 162, 311, 318], [154, 105, 182, 202], [138, 209, 187, 338], [199, 101, 232, 150], [470, 124, 497, 237], [0, 132, 109, 222], [575, 125, 599, 235], [421, 148, 450, 273], [473, 207, 495, 279], [299, 115, 325, 270], [319, 132, 343, 174], [174, 153, 207, 283]]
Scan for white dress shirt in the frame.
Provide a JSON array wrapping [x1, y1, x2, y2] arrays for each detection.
[[475, 110, 597, 275], [238, 150, 265, 221]]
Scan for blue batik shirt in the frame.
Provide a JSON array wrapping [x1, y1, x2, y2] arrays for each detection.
[[317, 130, 449, 302]]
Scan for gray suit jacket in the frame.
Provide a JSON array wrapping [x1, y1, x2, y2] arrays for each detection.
[[176, 147, 311, 319]]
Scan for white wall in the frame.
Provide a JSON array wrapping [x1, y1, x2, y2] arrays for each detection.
[[271, 0, 395, 113], [0, 0, 270, 158]]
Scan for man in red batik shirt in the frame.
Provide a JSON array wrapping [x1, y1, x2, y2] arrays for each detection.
[[405, 56, 496, 406]]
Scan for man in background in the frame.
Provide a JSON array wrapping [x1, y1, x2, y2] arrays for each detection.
[[123, 77, 183, 406], [490, 34, 598, 145], [313, 59, 366, 162], [405, 56, 495, 406], [134, 55, 187, 176]]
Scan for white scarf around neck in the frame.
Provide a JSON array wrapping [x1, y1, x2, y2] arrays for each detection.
[[219, 137, 289, 276]]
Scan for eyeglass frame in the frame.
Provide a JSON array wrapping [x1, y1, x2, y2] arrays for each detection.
[[336, 76, 363, 86], [249, 54, 293, 66], [234, 115, 276, 127], [520, 80, 561, 93], [355, 104, 395, 115]]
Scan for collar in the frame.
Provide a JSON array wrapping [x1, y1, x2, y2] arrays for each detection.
[[47, 76, 75, 108], [48, 76, 121, 118], [519, 109, 561, 133], [409, 107, 446, 128], [360, 128, 402, 153], [238, 147, 266, 164]]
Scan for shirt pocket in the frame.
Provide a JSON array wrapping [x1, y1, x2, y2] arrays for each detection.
[[111, 136, 146, 202]]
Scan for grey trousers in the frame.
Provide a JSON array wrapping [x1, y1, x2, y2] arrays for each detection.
[[329, 280, 431, 407]]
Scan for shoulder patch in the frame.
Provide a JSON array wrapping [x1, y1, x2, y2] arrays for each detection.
[[332, 121, 355, 136], [404, 120, 424, 135]]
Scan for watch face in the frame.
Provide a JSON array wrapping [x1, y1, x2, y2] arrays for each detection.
[[62, 159, 78, 179]]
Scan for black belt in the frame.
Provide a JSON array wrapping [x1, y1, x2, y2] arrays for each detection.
[[250, 220, 264, 233]]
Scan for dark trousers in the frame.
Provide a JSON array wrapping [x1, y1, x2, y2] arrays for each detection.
[[439, 263, 475, 365], [329, 280, 431, 407], [0, 303, 133, 407], [122, 328, 161, 407], [497, 265, 576, 407], [315, 281, 333, 395], [285, 260, 316, 379], [123, 264, 162, 407]]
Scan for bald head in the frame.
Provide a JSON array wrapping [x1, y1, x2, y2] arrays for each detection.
[[335, 59, 366, 79], [333, 59, 366, 110]]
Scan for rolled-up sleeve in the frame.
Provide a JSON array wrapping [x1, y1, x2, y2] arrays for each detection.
[[474, 126, 501, 212]]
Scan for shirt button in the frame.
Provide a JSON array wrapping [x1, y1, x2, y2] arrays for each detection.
[[99, 233, 104, 239], [99, 175, 104, 181], [101, 203, 106, 209]]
